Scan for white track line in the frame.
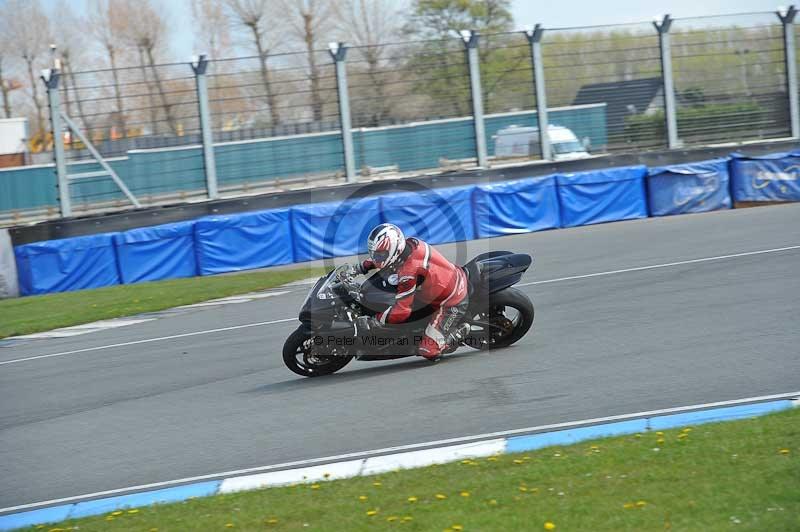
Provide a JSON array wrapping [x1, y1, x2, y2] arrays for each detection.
[[2, 390, 797, 514], [3, 244, 798, 368], [0, 318, 297, 367], [518, 244, 800, 287]]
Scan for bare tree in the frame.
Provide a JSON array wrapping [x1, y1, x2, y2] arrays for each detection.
[[88, 0, 131, 137], [279, 0, 334, 122], [121, 0, 178, 135], [333, 0, 403, 124], [192, 0, 233, 60], [51, 0, 92, 134], [224, 0, 282, 125], [2, 0, 52, 135], [0, 16, 13, 119]]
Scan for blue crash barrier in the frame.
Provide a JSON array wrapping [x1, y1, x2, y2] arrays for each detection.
[[473, 175, 561, 238], [290, 196, 382, 262], [114, 221, 198, 284], [14, 151, 798, 296], [14, 232, 121, 295], [556, 165, 648, 227], [647, 158, 732, 216], [729, 151, 800, 202], [194, 209, 294, 275], [379, 185, 476, 245]]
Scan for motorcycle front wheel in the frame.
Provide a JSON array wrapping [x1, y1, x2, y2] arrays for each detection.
[[282, 327, 354, 377]]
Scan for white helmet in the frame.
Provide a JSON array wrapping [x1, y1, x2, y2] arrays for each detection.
[[367, 223, 406, 269]]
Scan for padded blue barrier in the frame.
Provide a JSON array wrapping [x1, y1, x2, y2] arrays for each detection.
[[472, 175, 560, 238], [379, 185, 476, 245], [646, 158, 732, 216], [114, 221, 198, 284], [194, 209, 293, 275], [14, 233, 120, 295], [556, 165, 648, 227], [291, 196, 382, 262], [729, 151, 800, 202]]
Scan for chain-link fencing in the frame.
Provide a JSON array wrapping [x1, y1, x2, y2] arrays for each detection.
[[2, 9, 797, 223]]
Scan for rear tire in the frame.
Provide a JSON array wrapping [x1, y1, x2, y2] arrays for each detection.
[[465, 287, 534, 350], [283, 327, 353, 377]]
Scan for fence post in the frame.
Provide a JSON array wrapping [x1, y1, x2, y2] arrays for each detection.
[[525, 24, 551, 161], [42, 68, 71, 217], [461, 30, 488, 168], [778, 6, 799, 138], [654, 15, 680, 149], [329, 42, 356, 183], [191, 54, 219, 199]]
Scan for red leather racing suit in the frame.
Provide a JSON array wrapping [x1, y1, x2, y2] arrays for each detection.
[[362, 238, 469, 358]]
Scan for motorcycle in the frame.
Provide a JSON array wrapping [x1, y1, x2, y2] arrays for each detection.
[[282, 251, 535, 377]]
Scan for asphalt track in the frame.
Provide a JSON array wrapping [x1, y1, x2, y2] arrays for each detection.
[[1, 203, 799, 510]]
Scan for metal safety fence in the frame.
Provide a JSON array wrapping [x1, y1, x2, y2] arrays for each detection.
[[1, 7, 798, 223]]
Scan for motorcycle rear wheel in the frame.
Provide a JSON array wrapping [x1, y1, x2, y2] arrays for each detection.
[[464, 287, 534, 350], [283, 327, 354, 377]]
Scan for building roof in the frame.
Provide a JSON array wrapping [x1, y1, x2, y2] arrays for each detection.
[[572, 77, 663, 133]]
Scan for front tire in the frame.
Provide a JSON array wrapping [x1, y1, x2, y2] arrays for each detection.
[[283, 327, 353, 377], [464, 287, 534, 350]]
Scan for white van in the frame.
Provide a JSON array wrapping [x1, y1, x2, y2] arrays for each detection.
[[493, 124, 590, 161]]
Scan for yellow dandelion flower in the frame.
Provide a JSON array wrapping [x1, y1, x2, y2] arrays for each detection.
[[402, 516, 414, 522], [111, 511, 123, 516], [373, 481, 382, 487], [225, 524, 234, 528], [407, 496, 418, 503], [150, 528, 159, 532], [311, 484, 321, 489], [489, 499, 498, 505], [435, 493, 447, 500], [105, 516, 114, 521], [590, 445, 599, 450], [682, 427, 692, 433], [635, 433, 643, 438], [366, 509, 378, 516], [513, 459, 524, 464], [623, 502, 635, 509], [657, 438, 665, 445], [266, 518, 279, 525], [544, 522, 556, 530], [636, 500, 647, 507], [452, 525, 464, 531], [487, 456, 498, 462], [779, 449, 790, 455], [460, 491, 470, 497], [387, 516, 399, 522], [461, 459, 472, 464], [656, 431, 664, 436], [127, 509, 139, 514], [519, 486, 528, 492]]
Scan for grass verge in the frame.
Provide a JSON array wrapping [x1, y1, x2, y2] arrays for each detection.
[[30, 408, 799, 531], [0, 267, 323, 339]]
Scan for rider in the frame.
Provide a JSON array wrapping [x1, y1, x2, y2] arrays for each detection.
[[348, 223, 469, 362]]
